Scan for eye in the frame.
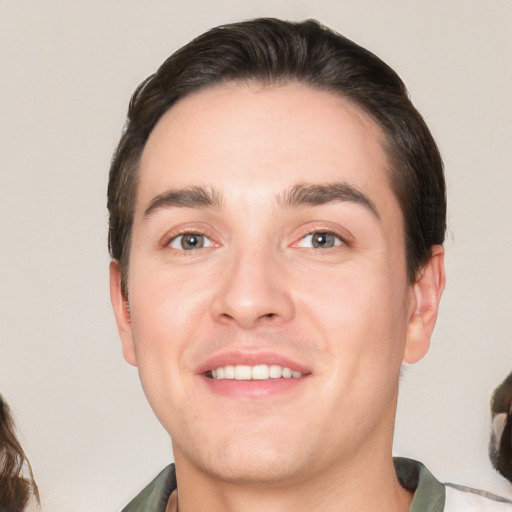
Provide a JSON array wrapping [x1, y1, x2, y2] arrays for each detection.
[[168, 233, 213, 250], [296, 231, 343, 249]]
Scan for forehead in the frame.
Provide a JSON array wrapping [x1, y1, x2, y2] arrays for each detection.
[[137, 83, 398, 217]]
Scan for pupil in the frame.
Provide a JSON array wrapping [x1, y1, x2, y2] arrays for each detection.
[[182, 234, 203, 250], [313, 232, 334, 248]]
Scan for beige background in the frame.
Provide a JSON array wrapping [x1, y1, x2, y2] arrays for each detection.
[[1, 1, 511, 510]]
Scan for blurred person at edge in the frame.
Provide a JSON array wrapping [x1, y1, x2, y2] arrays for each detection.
[[490, 373, 512, 485], [108, 18, 512, 512], [0, 395, 39, 512]]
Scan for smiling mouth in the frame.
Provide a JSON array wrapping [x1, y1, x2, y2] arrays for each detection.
[[206, 364, 304, 380]]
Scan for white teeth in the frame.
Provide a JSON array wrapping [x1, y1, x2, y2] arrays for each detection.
[[269, 365, 282, 378], [252, 365, 269, 380], [210, 364, 303, 380], [234, 365, 252, 380]]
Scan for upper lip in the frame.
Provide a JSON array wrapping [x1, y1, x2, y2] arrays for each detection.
[[195, 349, 311, 375]]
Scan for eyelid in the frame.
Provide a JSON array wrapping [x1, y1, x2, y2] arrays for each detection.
[[169, 233, 214, 250], [159, 223, 219, 250], [295, 232, 342, 249], [290, 223, 355, 248]]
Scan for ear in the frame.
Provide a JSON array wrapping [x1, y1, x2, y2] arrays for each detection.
[[403, 245, 446, 364], [109, 261, 137, 366]]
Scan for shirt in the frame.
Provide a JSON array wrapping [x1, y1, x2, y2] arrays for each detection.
[[121, 457, 512, 512]]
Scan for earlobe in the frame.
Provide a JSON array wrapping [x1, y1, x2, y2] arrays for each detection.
[[109, 261, 137, 366], [403, 245, 446, 364]]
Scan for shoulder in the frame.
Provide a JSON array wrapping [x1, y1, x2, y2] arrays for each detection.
[[444, 484, 512, 511]]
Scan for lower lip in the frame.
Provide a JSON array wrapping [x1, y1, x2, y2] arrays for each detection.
[[200, 375, 307, 399]]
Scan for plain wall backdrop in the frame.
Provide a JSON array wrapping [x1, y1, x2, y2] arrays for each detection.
[[1, 1, 511, 510]]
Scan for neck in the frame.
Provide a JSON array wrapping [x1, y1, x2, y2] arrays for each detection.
[[172, 444, 412, 512]]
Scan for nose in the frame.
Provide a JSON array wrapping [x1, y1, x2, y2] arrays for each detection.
[[209, 247, 295, 329]]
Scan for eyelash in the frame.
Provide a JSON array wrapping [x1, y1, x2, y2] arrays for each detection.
[[294, 228, 350, 251], [170, 233, 212, 250], [161, 226, 351, 253], [161, 226, 217, 253]]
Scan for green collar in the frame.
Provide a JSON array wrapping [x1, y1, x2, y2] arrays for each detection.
[[121, 464, 176, 512], [394, 457, 445, 512]]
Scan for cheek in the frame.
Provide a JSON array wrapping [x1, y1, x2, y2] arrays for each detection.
[[298, 262, 409, 367], [126, 267, 209, 383], [130, 259, 211, 327], [127, 280, 198, 427]]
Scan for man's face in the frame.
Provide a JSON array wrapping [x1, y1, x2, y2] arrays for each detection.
[[111, 83, 433, 484]]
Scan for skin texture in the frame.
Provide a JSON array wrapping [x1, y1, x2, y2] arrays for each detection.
[[110, 83, 445, 512]]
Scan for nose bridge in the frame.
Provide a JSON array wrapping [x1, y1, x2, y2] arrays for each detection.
[[210, 240, 294, 328]]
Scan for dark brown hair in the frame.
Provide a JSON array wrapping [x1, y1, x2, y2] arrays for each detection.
[[490, 372, 512, 483], [108, 18, 446, 292], [0, 396, 40, 512]]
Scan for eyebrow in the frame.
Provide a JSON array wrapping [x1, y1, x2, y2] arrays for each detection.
[[144, 186, 223, 217], [143, 182, 380, 219], [278, 183, 380, 219]]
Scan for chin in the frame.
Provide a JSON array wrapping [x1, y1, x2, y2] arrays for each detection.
[[205, 454, 311, 486], [175, 430, 316, 486]]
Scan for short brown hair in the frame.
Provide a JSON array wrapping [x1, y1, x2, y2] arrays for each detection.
[[108, 18, 446, 293]]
